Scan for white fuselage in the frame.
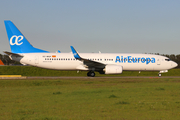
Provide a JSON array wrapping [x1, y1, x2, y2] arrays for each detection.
[[11, 53, 177, 72]]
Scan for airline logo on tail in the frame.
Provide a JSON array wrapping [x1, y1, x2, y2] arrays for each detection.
[[10, 35, 23, 45], [4, 20, 49, 53]]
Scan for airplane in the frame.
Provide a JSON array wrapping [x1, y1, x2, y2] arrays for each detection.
[[0, 60, 4, 65], [4, 20, 178, 77]]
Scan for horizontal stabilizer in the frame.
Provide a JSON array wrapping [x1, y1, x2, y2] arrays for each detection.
[[4, 51, 23, 57]]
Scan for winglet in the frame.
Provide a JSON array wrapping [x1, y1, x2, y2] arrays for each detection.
[[70, 46, 81, 59]]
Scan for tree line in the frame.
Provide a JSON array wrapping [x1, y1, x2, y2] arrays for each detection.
[[0, 53, 180, 68], [0, 54, 21, 65]]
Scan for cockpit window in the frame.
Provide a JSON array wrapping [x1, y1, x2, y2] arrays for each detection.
[[165, 59, 171, 61]]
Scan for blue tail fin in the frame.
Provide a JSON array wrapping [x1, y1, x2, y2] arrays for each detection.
[[4, 20, 49, 53]]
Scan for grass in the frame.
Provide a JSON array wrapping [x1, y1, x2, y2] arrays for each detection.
[[0, 66, 180, 76], [0, 78, 180, 119]]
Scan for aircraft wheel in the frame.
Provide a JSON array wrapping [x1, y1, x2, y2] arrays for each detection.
[[87, 71, 95, 77], [90, 72, 95, 77], [87, 72, 90, 76], [158, 73, 161, 77]]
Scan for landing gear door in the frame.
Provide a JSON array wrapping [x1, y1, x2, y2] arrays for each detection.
[[35, 56, 39, 64]]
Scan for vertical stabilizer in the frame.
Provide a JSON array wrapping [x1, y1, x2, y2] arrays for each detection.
[[4, 20, 49, 53]]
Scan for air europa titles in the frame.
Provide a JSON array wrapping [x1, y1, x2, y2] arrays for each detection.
[[115, 56, 155, 64]]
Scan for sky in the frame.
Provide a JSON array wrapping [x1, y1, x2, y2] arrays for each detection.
[[0, 0, 180, 55]]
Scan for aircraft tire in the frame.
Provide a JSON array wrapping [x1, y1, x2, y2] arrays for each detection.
[[87, 72, 90, 76], [158, 73, 161, 77], [87, 71, 95, 77], [90, 72, 95, 77]]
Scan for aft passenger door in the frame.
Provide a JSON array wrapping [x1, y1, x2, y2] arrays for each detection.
[[35, 56, 39, 64]]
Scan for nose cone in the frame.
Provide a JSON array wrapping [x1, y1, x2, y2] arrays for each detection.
[[172, 61, 178, 68]]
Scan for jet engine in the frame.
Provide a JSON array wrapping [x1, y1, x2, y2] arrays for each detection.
[[104, 64, 123, 74]]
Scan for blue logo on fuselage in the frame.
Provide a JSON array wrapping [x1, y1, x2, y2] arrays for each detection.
[[115, 56, 155, 64]]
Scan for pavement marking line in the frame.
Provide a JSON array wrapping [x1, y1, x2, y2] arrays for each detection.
[[0, 75, 22, 77], [0, 75, 27, 79]]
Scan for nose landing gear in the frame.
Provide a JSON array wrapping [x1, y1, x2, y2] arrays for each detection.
[[158, 70, 168, 77], [158, 73, 161, 77]]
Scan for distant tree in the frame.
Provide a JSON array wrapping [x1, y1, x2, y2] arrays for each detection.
[[0, 54, 21, 65], [3, 55, 10, 65], [175, 54, 180, 68], [0, 54, 2, 60], [155, 53, 160, 55], [169, 54, 176, 61]]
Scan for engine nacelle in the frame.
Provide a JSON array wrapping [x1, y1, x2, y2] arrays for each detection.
[[104, 65, 123, 74]]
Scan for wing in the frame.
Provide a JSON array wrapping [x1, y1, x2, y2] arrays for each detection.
[[70, 46, 105, 69]]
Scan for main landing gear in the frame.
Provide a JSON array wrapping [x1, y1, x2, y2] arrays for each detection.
[[87, 71, 95, 77]]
